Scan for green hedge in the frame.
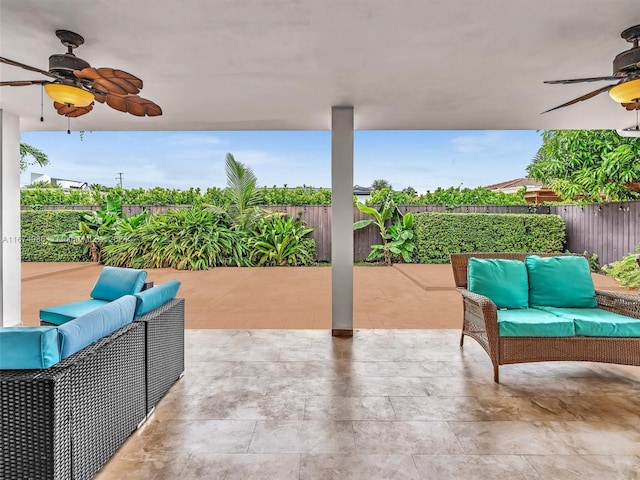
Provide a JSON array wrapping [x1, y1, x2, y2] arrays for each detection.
[[21, 210, 89, 262], [413, 213, 566, 264]]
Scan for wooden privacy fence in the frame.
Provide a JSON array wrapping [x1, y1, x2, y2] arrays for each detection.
[[21, 202, 640, 265]]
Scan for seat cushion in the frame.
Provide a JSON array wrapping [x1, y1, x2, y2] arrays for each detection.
[[534, 306, 640, 337], [134, 280, 181, 318], [90, 266, 148, 301], [526, 255, 597, 308], [57, 295, 137, 359], [468, 258, 529, 309], [39, 299, 110, 325], [0, 327, 60, 369], [497, 308, 576, 337]]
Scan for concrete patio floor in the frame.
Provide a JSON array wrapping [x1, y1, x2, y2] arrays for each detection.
[[21, 262, 629, 329]]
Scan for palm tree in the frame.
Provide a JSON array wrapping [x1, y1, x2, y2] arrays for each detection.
[[20, 143, 49, 172], [208, 153, 265, 229]]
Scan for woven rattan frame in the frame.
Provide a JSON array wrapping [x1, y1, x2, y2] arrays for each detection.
[[134, 298, 185, 413], [0, 322, 146, 480], [450, 252, 640, 383]]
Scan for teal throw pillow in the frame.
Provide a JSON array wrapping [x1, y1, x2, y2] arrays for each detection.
[[467, 258, 529, 309], [134, 280, 181, 318], [526, 255, 596, 308], [90, 266, 147, 301]]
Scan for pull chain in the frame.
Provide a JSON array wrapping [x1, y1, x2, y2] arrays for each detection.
[[67, 116, 71, 135], [40, 85, 44, 122]]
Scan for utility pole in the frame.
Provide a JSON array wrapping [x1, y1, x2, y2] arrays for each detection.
[[115, 172, 124, 188]]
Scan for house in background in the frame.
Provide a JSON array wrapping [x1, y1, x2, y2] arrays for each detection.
[[353, 184, 373, 202], [484, 177, 562, 204], [29, 173, 88, 191]]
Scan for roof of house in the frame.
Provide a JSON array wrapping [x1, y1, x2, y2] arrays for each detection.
[[484, 178, 545, 190]]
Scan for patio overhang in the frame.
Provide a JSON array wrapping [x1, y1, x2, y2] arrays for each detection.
[[1, 1, 639, 328], [1, 1, 639, 131]]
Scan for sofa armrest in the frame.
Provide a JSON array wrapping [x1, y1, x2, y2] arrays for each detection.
[[596, 290, 640, 319], [456, 288, 500, 334]]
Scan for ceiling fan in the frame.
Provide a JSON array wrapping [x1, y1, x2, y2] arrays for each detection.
[[543, 24, 640, 114], [0, 29, 162, 119]]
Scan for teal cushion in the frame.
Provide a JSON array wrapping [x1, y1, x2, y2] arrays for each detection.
[[39, 299, 110, 325], [468, 258, 529, 309], [134, 280, 181, 318], [526, 255, 596, 308], [497, 308, 576, 337], [533, 306, 640, 337], [90, 266, 147, 301], [57, 295, 136, 359], [0, 327, 60, 369]]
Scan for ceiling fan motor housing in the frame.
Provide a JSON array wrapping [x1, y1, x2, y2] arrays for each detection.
[[613, 47, 640, 75], [48, 53, 90, 75]]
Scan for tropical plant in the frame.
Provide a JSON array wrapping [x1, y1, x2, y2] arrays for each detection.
[[602, 248, 640, 289], [20, 143, 49, 172], [387, 212, 415, 263], [354, 192, 414, 266], [365, 186, 527, 206], [223, 153, 265, 228], [527, 130, 640, 202], [48, 194, 147, 262], [583, 250, 601, 273], [249, 212, 315, 266], [102, 205, 250, 270]]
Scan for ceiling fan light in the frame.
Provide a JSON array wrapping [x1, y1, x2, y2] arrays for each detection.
[[609, 79, 640, 104], [44, 84, 94, 107]]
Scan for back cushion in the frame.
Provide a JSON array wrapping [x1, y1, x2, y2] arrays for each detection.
[[0, 327, 61, 369], [468, 258, 529, 309], [526, 255, 597, 308], [57, 295, 137, 359], [90, 266, 147, 301], [134, 280, 181, 318]]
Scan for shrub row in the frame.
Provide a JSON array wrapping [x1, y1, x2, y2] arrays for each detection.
[[20, 186, 333, 207], [20, 209, 564, 266], [413, 213, 566, 264], [21, 185, 527, 207], [21, 210, 89, 262]]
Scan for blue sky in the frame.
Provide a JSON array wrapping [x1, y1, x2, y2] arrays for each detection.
[[20, 130, 542, 193]]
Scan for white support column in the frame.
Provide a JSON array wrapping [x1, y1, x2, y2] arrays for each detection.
[[0, 110, 22, 326], [331, 106, 354, 337]]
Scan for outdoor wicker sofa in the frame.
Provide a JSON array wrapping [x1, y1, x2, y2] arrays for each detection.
[[451, 252, 640, 383], [0, 321, 146, 480], [1, 293, 185, 479], [135, 297, 185, 413]]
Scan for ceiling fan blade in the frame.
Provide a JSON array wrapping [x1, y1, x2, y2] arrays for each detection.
[[53, 101, 93, 117], [105, 94, 128, 112], [103, 93, 162, 117], [96, 68, 142, 91], [544, 76, 621, 84], [0, 80, 49, 86], [122, 95, 162, 116], [75, 67, 142, 95], [622, 101, 640, 111], [0, 57, 60, 79], [541, 84, 614, 113]]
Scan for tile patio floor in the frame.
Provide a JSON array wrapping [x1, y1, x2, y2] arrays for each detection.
[[94, 329, 640, 479], [20, 263, 640, 478]]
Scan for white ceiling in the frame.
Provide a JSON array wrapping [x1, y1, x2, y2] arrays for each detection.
[[1, 0, 639, 132]]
